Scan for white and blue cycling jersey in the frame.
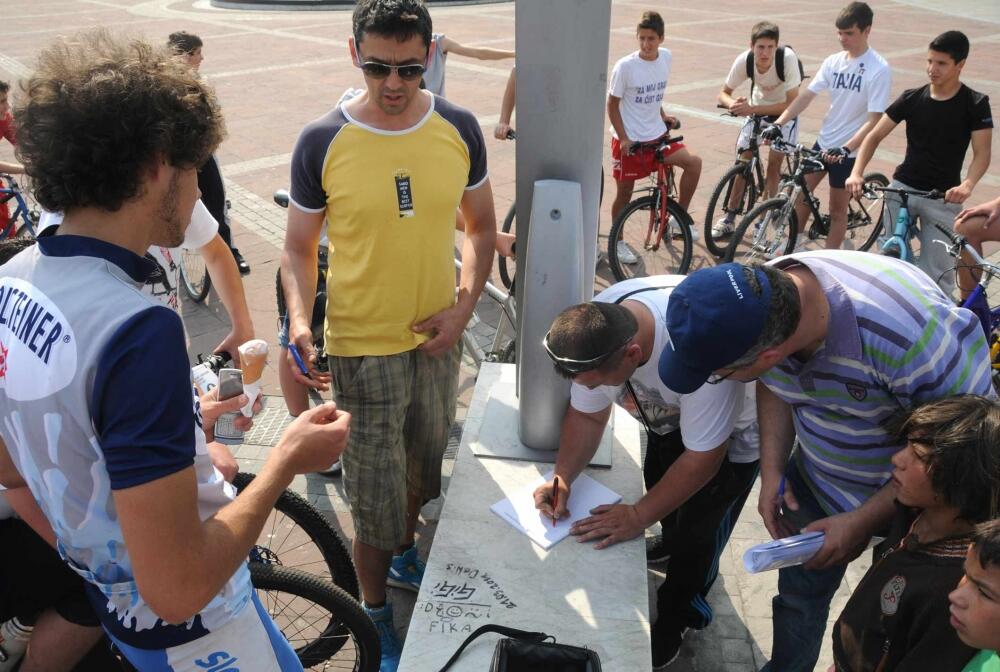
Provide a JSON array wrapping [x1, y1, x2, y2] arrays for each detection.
[[0, 232, 298, 670]]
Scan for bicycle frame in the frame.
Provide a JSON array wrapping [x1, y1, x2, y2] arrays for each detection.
[[631, 139, 683, 253], [454, 259, 517, 370], [880, 197, 915, 262], [0, 175, 36, 238]]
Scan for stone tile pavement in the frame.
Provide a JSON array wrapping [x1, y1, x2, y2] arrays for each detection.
[[2, 1, 1000, 670]]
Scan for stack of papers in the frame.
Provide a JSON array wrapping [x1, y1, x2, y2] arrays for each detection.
[[742, 531, 826, 573], [490, 471, 623, 550]]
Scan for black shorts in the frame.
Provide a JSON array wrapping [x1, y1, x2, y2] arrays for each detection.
[[0, 518, 99, 627], [813, 141, 856, 189]]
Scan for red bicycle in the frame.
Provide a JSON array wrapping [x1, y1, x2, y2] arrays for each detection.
[[607, 134, 694, 280]]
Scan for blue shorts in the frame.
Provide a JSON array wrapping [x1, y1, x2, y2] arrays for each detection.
[[109, 592, 302, 671], [812, 141, 856, 189], [278, 314, 290, 349]]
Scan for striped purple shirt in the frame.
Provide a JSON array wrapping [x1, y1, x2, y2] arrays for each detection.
[[762, 251, 994, 515]]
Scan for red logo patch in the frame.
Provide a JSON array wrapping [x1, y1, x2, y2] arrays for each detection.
[[0, 340, 8, 379]]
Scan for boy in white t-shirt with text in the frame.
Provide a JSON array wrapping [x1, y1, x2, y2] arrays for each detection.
[[607, 11, 702, 260], [763, 1, 891, 249], [714, 22, 802, 238]]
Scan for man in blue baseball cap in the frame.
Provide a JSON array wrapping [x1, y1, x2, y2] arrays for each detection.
[[533, 275, 760, 668], [662, 252, 995, 672]]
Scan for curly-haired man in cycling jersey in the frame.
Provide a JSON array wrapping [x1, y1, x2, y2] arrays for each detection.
[[0, 29, 350, 671]]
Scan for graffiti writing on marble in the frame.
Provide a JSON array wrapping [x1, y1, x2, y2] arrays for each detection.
[[423, 564, 518, 633]]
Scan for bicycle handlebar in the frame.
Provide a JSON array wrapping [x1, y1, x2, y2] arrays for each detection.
[[866, 185, 944, 200], [629, 135, 685, 154]]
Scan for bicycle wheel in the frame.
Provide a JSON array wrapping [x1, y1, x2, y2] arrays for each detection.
[[704, 162, 759, 257], [234, 472, 359, 599], [497, 202, 516, 290], [725, 197, 798, 264], [608, 195, 692, 281], [844, 172, 889, 252], [250, 563, 379, 670], [180, 247, 211, 302]]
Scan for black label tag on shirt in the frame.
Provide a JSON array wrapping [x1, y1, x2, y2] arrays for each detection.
[[395, 171, 414, 218]]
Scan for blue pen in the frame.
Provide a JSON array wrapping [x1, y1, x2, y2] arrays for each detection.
[[288, 343, 311, 378], [778, 476, 786, 499]]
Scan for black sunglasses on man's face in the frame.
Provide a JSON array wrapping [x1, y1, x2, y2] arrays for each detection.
[[358, 61, 426, 81]]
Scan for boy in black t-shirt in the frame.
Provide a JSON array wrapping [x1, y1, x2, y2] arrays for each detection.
[[847, 31, 992, 299]]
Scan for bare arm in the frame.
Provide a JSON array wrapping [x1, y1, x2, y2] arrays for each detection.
[[438, 36, 514, 61], [6, 486, 57, 547], [846, 115, 898, 196], [607, 95, 631, 151], [114, 403, 350, 624], [413, 180, 496, 356], [947, 128, 993, 204], [199, 233, 254, 364], [534, 404, 611, 519], [0, 161, 23, 174], [756, 380, 798, 539], [494, 68, 516, 140], [772, 88, 815, 127], [280, 206, 327, 388]]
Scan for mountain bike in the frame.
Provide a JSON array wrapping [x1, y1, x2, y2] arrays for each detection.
[[607, 133, 694, 280], [867, 184, 945, 262], [932, 222, 1000, 392], [703, 113, 797, 257], [0, 174, 38, 239], [724, 141, 887, 263]]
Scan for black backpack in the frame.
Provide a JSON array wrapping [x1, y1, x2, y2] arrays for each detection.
[[744, 46, 807, 97]]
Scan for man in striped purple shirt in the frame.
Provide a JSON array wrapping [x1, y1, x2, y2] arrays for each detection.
[[659, 250, 994, 672]]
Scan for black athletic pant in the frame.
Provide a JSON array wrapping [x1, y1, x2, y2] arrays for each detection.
[[643, 429, 759, 632], [198, 155, 232, 248]]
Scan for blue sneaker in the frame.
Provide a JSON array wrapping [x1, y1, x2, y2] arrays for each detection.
[[387, 545, 425, 592], [362, 602, 402, 672]]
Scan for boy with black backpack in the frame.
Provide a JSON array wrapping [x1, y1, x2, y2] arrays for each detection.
[[714, 22, 803, 238]]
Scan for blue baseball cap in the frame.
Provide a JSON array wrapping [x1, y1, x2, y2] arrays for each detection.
[[658, 263, 772, 394]]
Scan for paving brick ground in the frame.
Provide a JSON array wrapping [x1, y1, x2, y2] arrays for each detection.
[[3, 2, 999, 670]]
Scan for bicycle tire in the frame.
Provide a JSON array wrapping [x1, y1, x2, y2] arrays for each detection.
[[234, 472, 359, 599], [846, 172, 889, 252], [497, 202, 516, 290], [179, 247, 211, 302], [725, 197, 798, 264], [250, 563, 379, 670], [608, 195, 692, 281], [704, 162, 760, 258]]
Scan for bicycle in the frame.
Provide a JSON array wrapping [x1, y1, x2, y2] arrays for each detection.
[[932, 222, 1000, 391], [724, 141, 888, 263], [607, 133, 694, 281], [867, 184, 945, 262], [703, 112, 797, 257], [250, 563, 379, 670], [178, 200, 230, 303], [0, 173, 38, 239]]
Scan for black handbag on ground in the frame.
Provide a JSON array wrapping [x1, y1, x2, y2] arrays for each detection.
[[437, 624, 602, 672]]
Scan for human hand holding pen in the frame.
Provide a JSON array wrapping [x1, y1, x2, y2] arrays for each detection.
[[758, 474, 800, 539], [533, 475, 570, 523]]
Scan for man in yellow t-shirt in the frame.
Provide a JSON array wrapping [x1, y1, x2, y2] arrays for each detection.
[[280, 2, 495, 669]]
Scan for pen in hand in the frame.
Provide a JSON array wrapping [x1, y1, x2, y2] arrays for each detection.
[[551, 476, 560, 527], [288, 343, 312, 378]]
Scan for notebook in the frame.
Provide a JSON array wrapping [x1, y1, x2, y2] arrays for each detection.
[[490, 470, 623, 550]]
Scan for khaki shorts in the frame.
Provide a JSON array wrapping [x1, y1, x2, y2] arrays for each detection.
[[330, 343, 460, 551]]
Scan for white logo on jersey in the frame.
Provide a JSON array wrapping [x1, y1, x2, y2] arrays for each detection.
[[0, 278, 77, 400]]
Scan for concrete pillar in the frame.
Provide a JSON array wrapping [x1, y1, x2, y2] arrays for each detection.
[[514, 0, 612, 450]]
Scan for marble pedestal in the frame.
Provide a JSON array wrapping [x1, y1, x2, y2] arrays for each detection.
[[398, 363, 650, 671]]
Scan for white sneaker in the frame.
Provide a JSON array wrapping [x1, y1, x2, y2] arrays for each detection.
[[712, 217, 735, 239], [616, 240, 639, 264], [669, 217, 699, 241]]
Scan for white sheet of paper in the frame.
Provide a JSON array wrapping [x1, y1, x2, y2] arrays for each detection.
[[490, 470, 623, 550]]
